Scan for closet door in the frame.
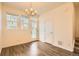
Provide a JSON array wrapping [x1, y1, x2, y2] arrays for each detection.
[[45, 21, 54, 44]]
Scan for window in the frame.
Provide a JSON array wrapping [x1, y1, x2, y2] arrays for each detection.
[[20, 16, 29, 30], [7, 14, 17, 29]]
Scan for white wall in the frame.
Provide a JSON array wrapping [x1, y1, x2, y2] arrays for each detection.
[[39, 3, 75, 52]]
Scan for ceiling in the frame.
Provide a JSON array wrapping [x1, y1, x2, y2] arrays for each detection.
[[2, 2, 66, 14]]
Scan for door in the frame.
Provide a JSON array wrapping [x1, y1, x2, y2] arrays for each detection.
[[45, 21, 54, 44], [31, 17, 38, 41]]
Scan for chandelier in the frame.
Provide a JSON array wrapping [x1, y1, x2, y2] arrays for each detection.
[[25, 3, 38, 16]]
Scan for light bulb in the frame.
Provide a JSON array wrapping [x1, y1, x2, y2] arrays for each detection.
[[34, 10, 37, 14], [30, 8, 33, 11], [32, 12, 35, 16], [25, 9, 28, 12]]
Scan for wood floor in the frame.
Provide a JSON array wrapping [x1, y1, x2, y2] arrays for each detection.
[[0, 41, 78, 56]]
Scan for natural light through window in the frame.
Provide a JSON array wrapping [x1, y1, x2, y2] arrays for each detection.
[[32, 17, 37, 39], [7, 14, 17, 29], [20, 16, 29, 30]]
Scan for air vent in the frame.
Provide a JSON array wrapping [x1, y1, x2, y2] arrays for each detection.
[[58, 41, 62, 45]]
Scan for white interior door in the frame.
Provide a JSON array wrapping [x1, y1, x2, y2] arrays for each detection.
[[45, 21, 54, 44]]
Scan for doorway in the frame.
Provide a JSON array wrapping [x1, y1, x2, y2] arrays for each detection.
[[31, 16, 38, 41]]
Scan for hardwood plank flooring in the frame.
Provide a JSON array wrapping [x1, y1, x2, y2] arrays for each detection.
[[0, 41, 79, 56]]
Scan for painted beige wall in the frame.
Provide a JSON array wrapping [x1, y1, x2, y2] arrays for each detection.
[[39, 3, 75, 52], [1, 4, 32, 48], [74, 3, 79, 38], [0, 3, 2, 53]]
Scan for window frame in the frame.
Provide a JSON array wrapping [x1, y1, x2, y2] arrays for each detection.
[[6, 13, 18, 29], [20, 15, 29, 30]]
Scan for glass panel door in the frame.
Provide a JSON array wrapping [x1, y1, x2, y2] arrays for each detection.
[[31, 17, 37, 40]]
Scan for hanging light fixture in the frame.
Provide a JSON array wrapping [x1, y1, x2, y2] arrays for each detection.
[[25, 2, 38, 16]]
